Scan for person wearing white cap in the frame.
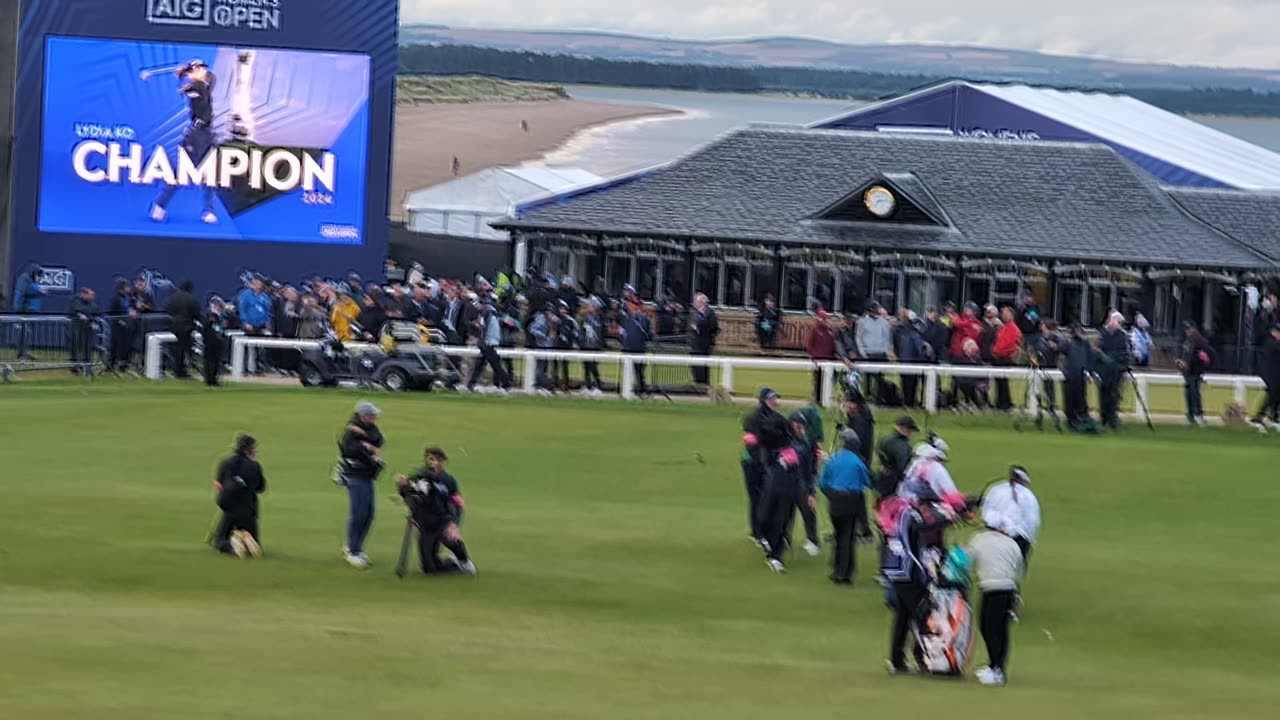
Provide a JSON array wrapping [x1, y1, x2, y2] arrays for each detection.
[[965, 509, 1026, 686], [337, 401, 385, 568], [899, 435, 963, 511], [981, 466, 1041, 562]]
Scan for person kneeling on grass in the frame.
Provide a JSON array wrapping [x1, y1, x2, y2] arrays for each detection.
[[212, 434, 266, 558], [396, 447, 476, 576], [965, 509, 1026, 687]]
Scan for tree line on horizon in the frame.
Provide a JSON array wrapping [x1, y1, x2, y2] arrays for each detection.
[[399, 43, 1280, 117]]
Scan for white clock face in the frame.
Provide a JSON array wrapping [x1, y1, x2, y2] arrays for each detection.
[[864, 186, 896, 218]]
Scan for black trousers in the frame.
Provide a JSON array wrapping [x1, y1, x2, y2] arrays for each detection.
[[1255, 383, 1280, 422], [1100, 375, 1123, 426], [825, 490, 865, 582], [691, 350, 711, 385], [417, 521, 470, 574], [628, 355, 647, 392], [1040, 379, 1058, 413], [760, 480, 796, 561], [203, 337, 223, 386], [980, 590, 1016, 672], [467, 345, 510, 389], [173, 324, 194, 378], [1014, 536, 1032, 566], [583, 358, 602, 390], [902, 373, 920, 407], [783, 487, 819, 550], [812, 368, 823, 402], [994, 362, 1014, 411], [890, 581, 929, 669], [1064, 377, 1087, 425], [111, 319, 134, 369], [70, 319, 95, 364], [552, 358, 571, 389], [1184, 377, 1204, 420], [213, 510, 258, 554], [742, 461, 765, 539]]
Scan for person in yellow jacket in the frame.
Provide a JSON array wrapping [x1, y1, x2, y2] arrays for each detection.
[[331, 291, 361, 342]]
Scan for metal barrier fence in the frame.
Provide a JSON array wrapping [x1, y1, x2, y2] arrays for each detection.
[[2, 313, 176, 379], [1, 314, 106, 377], [139, 333, 1269, 420]]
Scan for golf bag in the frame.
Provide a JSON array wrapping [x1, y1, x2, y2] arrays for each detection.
[[917, 584, 976, 676]]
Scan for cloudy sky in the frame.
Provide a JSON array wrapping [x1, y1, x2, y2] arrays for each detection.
[[407, 0, 1280, 69]]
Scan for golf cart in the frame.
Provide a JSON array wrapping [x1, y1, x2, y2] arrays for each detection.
[[297, 322, 462, 392]]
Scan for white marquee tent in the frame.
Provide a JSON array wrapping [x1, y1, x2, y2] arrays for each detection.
[[404, 166, 603, 241]]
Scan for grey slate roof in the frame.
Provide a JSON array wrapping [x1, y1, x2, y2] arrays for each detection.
[[501, 127, 1276, 270], [1165, 188, 1280, 264]]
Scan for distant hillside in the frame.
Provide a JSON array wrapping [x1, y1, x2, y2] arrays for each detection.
[[399, 44, 1280, 117], [401, 25, 1280, 93], [396, 75, 568, 104]]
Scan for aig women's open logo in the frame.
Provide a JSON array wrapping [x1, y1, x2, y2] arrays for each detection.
[[147, 0, 282, 31]]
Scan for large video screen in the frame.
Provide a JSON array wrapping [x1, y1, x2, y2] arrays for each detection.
[[37, 36, 371, 245]]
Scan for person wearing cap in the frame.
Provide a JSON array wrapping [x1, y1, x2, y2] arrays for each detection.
[[760, 411, 814, 572], [466, 300, 511, 393], [1252, 322, 1280, 431], [527, 304, 558, 392], [874, 416, 918, 501], [742, 387, 789, 544], [806, 309, 839, 401], [1097, 312, 1130, 429], [894, 308, 929, 407], [820, 428, 873, 584], [619, 297, 652, 393], [578, 298, 607, 396], [553, 300, 579, 391], [964, 509, 1026, 686], [1128, 314, 1153, 367], [981, 466, 1042, 562], [1176, 321, 1214, 426], [1060, 323, 1096, 430], [337, 402, 385, 568], [211, 434, 267, 558], [786, 405, 826, 557], [151, 59, 218, 225], [856, 302, 892, 401]]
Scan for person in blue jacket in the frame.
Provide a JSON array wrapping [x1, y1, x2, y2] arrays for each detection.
[[527, 304, 557, 391], [820, 428, 873, 585], [237, 276, 273, 335], [618, 298, 652, 393]]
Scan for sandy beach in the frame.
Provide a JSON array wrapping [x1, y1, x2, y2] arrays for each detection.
[[390, 99, 678, 218]]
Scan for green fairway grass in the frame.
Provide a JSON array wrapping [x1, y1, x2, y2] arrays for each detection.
[[1, 383, 1278, 719]]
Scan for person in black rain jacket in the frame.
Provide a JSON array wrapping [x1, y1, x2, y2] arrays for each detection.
[[741, 387, 789, 543], [212, 434, 267, 557], [337, 401, 385, 568], [396, 447, 476, 575], [165, 280, 202, 378]]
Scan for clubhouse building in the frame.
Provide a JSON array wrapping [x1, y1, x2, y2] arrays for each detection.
[[494, 82, 1280, 356]]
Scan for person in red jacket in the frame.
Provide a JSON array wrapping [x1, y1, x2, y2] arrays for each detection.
[[807, 309, 838, 401], [992, 307, 1024, 411], [949, 302, 984, 361]]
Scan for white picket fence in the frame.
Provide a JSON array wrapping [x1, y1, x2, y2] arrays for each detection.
[[144, 331, 1267, 414]]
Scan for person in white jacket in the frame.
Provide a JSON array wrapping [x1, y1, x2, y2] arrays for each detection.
[[981, 466, 1041, 561], [899, 436, 964, 511]]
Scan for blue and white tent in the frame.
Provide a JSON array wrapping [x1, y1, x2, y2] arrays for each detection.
[[812, 81, 1280, 190]]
